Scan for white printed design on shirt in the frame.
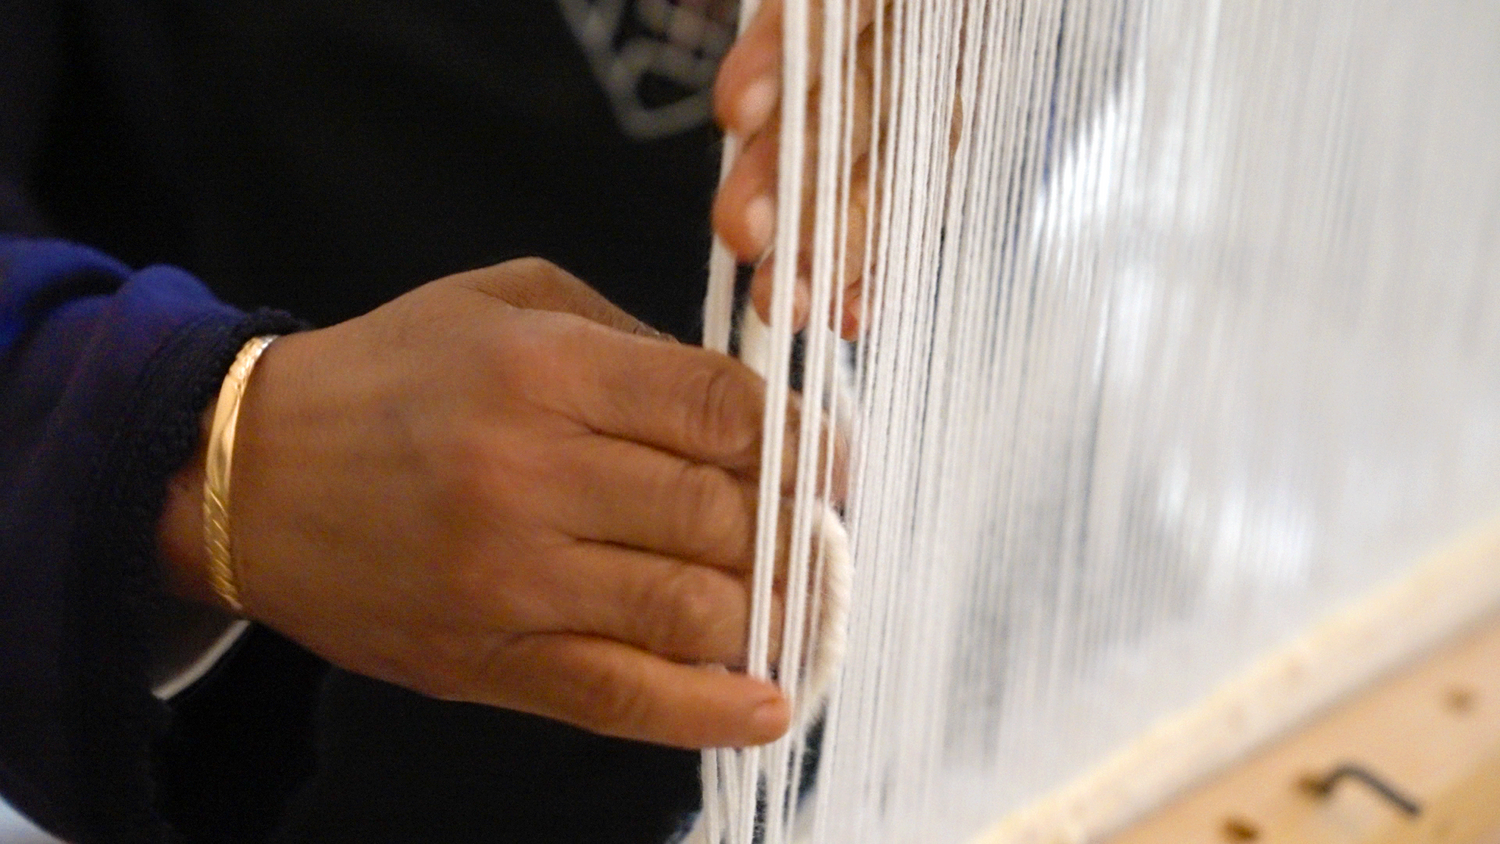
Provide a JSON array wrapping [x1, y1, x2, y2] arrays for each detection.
[[558, 0, 737, 140]]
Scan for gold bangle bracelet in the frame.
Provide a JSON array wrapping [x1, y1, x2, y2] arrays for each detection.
[[203, 335, 278, 614]]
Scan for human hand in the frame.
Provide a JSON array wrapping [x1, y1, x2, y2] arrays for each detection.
[[711, 0, 884, 340], [159, 258, 800, 749]]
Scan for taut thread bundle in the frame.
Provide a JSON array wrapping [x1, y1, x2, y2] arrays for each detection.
[[697, 1, 1500, 841]]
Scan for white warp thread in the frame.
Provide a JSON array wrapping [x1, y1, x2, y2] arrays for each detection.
[[697, 0, 1500, 842], [684, 306, 854, 844]]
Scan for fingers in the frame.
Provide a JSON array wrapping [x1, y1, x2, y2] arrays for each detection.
[[490, 634, 791, 748], [749, 254, 808, 333], [715, 0, 885, 139], [568, 338, 848, 500], [714, 42, 877, 264], [715, 0, 783, 137], [550, 437, 758, 571], [548, 433, 836, 569], [713, 126, 780, 259], [715, 0, 883, 339], [571, 337, 768, 471], [548, 543, 775, 666], [745, 175, 869, 341]]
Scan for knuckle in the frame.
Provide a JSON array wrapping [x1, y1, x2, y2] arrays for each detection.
[[503, 256, 558, 279], [496, 258, 577, 310], [650, 566, 739, 659], [451, 257, 569, 314], [675, 464, 751, 563], [692, 360, 760, 459], [483, 328, 593, 422], [577, 661, 651, 735]]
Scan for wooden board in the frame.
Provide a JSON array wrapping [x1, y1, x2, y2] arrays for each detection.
[[974, 520, 1500, 844], [1104, 613, 1500, 844]]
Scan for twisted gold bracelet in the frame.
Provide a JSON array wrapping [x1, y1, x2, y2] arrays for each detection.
[[203, 335, 278, 614]]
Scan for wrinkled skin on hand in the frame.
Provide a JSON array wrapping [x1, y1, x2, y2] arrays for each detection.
[[163, 259, 798, 749]]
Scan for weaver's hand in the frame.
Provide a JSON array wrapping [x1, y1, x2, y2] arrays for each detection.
[[712, 0, 884, 340], [158, 258, 794, 749]]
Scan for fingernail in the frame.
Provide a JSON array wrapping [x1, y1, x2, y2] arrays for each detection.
[[746, 195, 776, 254], [738, 77, 778, 132], [750, 696, 790, 740]]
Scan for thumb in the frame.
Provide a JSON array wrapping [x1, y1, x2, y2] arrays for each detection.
[[459, 257, 672, 340]]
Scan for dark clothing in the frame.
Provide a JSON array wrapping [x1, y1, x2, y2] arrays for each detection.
[[1, 1, 723, 840]]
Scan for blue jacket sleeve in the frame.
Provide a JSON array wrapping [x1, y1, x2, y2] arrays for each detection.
[[2, 4, 296, 840], [0, 243, 302, 844], [1, 5, 313, 839]]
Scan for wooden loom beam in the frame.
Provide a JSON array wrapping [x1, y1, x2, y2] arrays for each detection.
[[1105, 612, 1500, 844]]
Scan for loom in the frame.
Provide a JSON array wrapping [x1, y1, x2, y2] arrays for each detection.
[[693, 0, 1500, 841]]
